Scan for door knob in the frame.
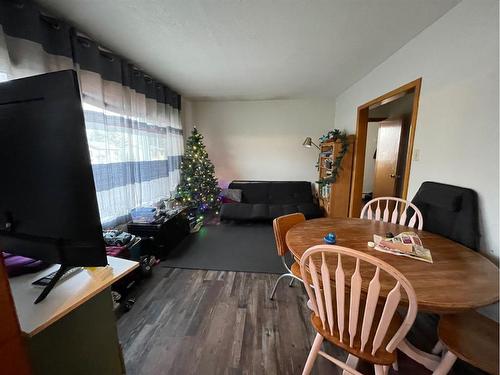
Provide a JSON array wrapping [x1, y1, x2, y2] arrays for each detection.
[[390, 174, 400, 179]]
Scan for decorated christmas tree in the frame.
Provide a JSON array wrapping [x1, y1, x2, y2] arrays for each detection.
[[176, 127, 221, 222]]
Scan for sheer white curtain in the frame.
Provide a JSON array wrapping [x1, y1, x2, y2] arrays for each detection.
[[78, 66, 184, 225]]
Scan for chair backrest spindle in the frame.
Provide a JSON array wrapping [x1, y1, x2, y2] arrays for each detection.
[[360, 197, 423, 230], [300, 245, 418, 357], [375, 200, 381, 220], [382, 201, 390, 222], [371, 281, 401, 355], [390, 201, 399, 224], [335, 254, 345, 342], [321, 253, 335, 336], [348, 258, 362, 347], [360, 267, 381, 352]]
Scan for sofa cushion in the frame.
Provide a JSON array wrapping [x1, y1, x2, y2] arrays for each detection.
[[268, 181, 313, 204], [229, 180, 314, 204], [219, 203, 253, 220], [228, 181, 269, 203], [250, 204, 269, 220], [221, 196, 239, 204], [221, 181, 323, 222], [269, 204, 298, 219], [297, 203, 324, 219], [221, 188, 242, 203]]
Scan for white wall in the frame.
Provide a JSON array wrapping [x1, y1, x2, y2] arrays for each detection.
[[189, 99, 335, 187], [334, 0, 499, 264], [180, 97, 195, 137]]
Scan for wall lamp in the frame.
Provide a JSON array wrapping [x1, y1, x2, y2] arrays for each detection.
[[302, 137, 320, 150]]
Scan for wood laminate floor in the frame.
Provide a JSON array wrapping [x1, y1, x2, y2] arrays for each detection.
[[117, 266, 485, 375]]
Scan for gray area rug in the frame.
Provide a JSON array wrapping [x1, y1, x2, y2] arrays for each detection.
[[161, 222, 284, 274]]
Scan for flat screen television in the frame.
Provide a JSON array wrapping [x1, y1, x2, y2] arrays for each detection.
[[0, 70, 107, 302]]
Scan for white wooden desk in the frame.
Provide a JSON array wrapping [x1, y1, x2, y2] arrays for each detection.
[[9, 256, 138, 336], [9, 256, 138, 374]]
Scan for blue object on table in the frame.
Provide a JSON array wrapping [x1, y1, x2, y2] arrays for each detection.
[[130, 207, 157, 223], [324, 232, 336, 244]]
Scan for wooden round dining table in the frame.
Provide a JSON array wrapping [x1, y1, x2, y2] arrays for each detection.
[[286, 217, 499, 314]]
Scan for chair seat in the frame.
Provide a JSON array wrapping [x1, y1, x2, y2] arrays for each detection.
[[310, 303, 403, 366], [291, 261, 314, 284], [291, 261, 302, 278], [438, 310, 499, 375]]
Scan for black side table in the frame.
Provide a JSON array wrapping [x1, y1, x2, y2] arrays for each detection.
[[127, 208, 190, 260]]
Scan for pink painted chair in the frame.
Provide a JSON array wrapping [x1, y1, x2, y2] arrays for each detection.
[[361, 197, 424, 230], [300, 245, 418, 375]]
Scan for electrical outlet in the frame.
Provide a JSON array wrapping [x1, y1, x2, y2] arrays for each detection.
[[413, 149, 421, 161]]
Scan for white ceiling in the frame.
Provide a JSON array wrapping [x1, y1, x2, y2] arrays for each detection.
[[37, 0, 460, 100]]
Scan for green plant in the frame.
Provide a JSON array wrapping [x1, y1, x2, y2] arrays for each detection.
[[318, 129, 349, 186]]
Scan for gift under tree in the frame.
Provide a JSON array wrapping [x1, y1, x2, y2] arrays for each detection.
[[176, 127, 221, 224]]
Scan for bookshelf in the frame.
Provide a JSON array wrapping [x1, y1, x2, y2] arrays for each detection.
[[318, 135, 354, 217]]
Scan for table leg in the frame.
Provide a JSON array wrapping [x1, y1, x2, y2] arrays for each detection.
[[398, 338, 441, 371]]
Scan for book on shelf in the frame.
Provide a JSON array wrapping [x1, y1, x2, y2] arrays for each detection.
[[322, 159, 333, 169], [320, 184, 331, 198]]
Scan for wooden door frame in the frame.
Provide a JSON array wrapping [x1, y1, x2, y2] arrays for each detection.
[[348, 78, 422, 217]]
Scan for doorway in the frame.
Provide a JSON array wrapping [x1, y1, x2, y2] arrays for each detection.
[[349, 78, 421, 217]]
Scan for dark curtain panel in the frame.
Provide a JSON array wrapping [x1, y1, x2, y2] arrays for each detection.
[[0, 0, 180, 108]]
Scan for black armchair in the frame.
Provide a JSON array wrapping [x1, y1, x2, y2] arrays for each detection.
[[411, 181, 480, 250]]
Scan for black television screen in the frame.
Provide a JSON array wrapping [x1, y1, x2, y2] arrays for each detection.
[[0, 70, 107, 268]]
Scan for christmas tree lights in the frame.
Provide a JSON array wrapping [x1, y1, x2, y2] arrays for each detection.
[[176, 127, 221, 222]]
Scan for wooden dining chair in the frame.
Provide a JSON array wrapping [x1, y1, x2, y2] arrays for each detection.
[[300, 244, 418, 375], [269, 213, 306, 300], [360, 197, 424, 230], [432, 310, 499, 375]]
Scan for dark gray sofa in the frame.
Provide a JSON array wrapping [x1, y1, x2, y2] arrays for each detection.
[[220, 180, 323, 221]]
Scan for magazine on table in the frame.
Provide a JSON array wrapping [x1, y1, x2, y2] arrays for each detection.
[[373, 232, 433, 263]]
